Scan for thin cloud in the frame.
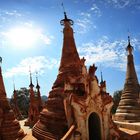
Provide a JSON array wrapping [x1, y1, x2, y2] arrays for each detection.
[[0, 9, 22, 17], [4, 56, 59, 78], [78, 36, 140, 71], [76, 17, 95, 33], [90, 4, 101, 17], [0, 9, 23, 24], [105, 0, 140, 9], [4, 10, 22, 17], [75, 3, 101, 33]]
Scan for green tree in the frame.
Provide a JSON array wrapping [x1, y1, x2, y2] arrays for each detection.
[[112, 90, 122, 114], [11, 87, 30, 118]]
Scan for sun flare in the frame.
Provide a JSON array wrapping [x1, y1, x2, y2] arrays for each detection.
[[6, 27, 39, 49]]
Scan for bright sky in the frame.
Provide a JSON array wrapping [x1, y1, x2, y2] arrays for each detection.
[[0, 0, 140, 98]]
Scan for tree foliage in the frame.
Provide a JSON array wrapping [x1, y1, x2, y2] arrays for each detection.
[[10, 87, 30, 117], [111, 90, 122, 114], [10, 87, 48, 118]]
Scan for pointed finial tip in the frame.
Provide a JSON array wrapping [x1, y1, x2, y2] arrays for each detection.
[[128, 36, 130, 43], [61, 3, 68, 20], [61, 2, 65, 12], [60, 3, 74, 26]]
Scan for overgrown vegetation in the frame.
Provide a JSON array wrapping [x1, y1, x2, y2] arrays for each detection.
[[111, 90, 122, 114], [10, 87, 30, 117], [10, 87, 48, 118]]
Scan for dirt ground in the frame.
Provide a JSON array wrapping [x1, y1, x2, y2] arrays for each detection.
[[19, 119, 37, 140]]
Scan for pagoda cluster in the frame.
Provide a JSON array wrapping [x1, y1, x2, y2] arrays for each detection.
[[0, 9, 139, 140], [32, 12, 120, 140]]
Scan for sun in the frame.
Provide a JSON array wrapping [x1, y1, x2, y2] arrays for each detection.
[[6, 27, 39, 49]]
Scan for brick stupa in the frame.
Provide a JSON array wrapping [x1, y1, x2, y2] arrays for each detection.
[[32, 12, 119, 140], [115, 37, 140, 122], [11, 85, 23, 120], [25, 72, 42, 127], [0, 58, 24, 140]]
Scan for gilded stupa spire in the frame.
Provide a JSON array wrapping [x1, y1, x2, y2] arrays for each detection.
[[115, 36, 140, 122]]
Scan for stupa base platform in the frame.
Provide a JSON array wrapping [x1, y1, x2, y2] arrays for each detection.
[[119, 127, 140, 140], [114, 121, 140, 131]]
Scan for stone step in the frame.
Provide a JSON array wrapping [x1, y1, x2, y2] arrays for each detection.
[[119, 127, 140, 140], [114, 121, 140, 131]]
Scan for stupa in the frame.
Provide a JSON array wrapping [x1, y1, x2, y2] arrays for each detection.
[[0, 57, 24, 140], [32, 12, 119, 140], [11, 84, 23, 120], [25, 72, 42, 127], [115, 36, 140, 122]]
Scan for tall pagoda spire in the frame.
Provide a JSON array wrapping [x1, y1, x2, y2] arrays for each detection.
[[24, 69, 36, 126], [53, 10, 81, 88], [115, 37, 140, 122], [33, 11, 82, 139]]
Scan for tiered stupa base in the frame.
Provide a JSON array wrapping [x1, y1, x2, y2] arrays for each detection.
[[1, 109, 25, 140], [32, 87, 68, 139], [115, 91, 140, 122]]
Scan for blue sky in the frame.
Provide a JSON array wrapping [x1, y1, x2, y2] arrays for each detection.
[[0, 0, 140, 97]]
